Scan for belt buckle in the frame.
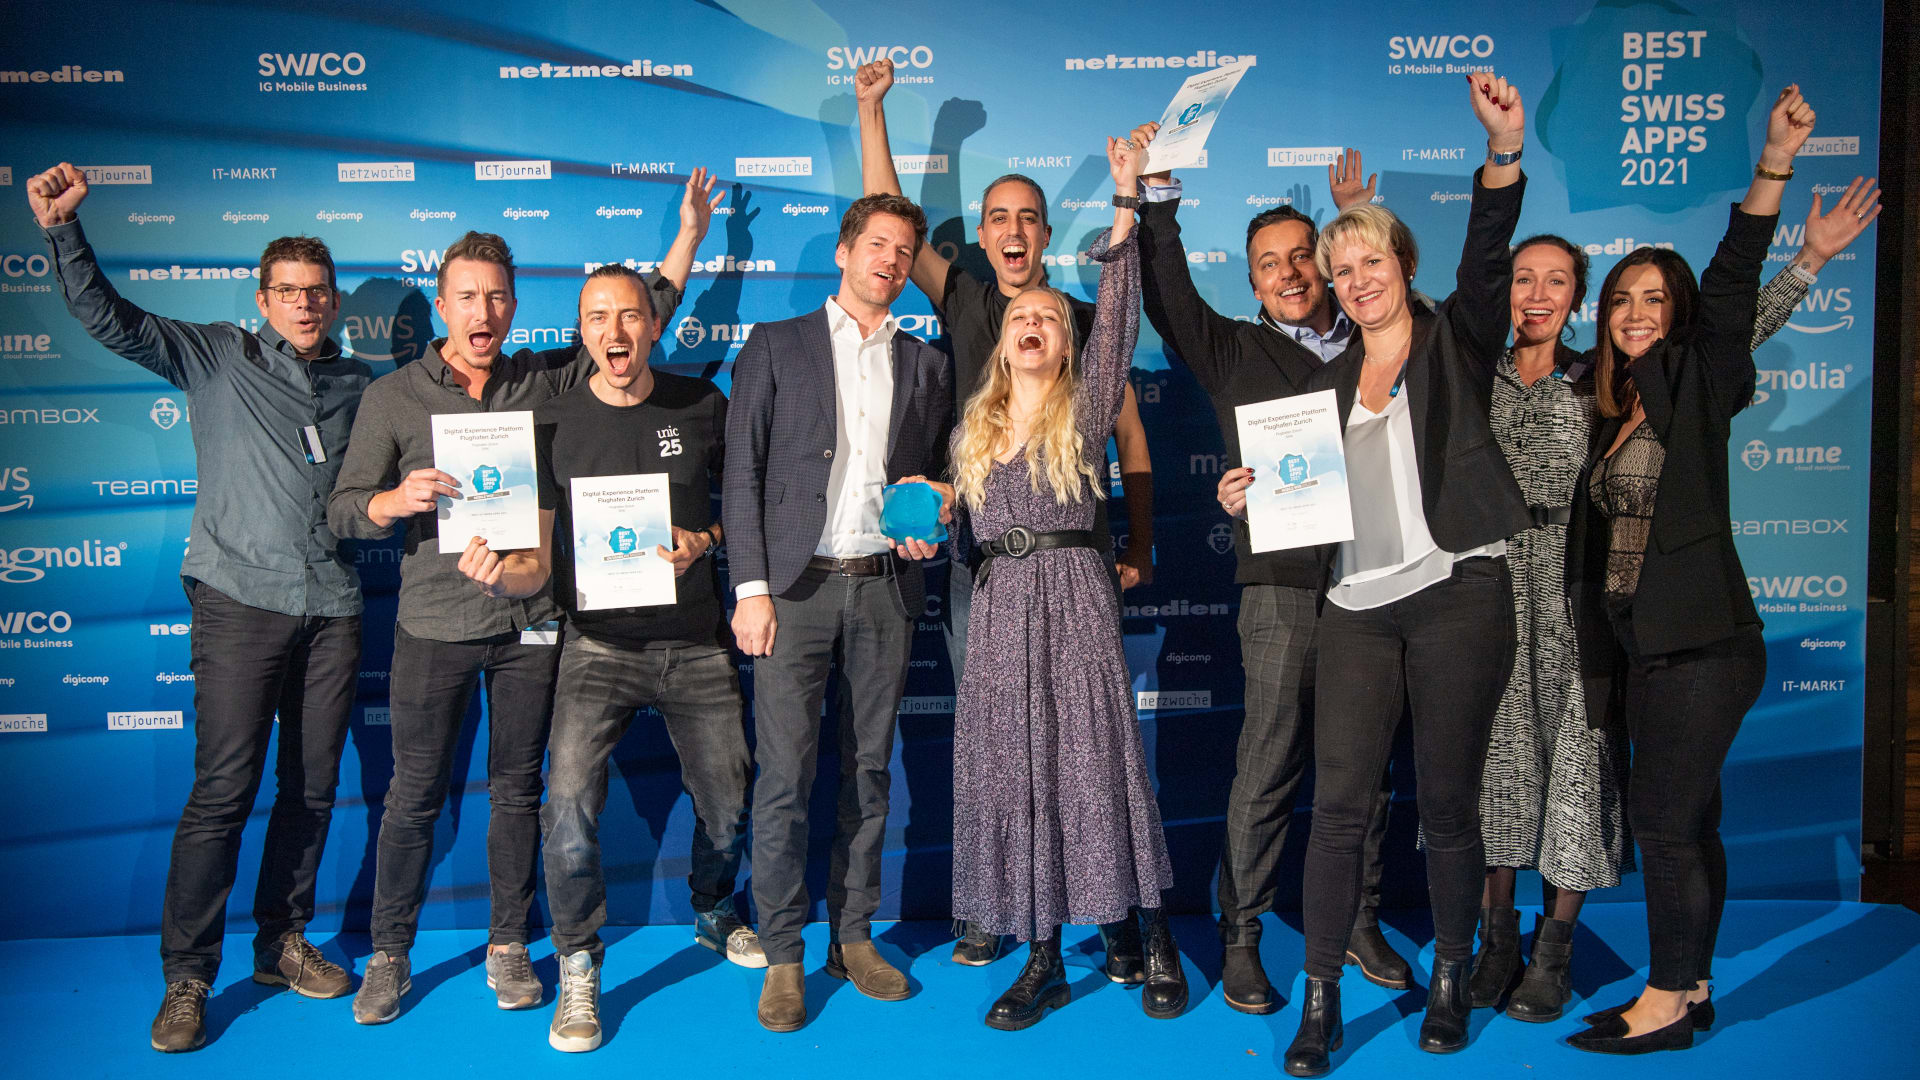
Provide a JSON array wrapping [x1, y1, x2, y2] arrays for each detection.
[[1002, 526, 1036, 559]]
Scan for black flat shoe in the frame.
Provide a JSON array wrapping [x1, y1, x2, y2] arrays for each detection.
[[984, 936, 1068, 1031], [1345, 922, 1412, 990], [1222, 944, 1278, 1014], [1567, 1008, 1695, 1055], [1284, 977, 1343, 1077], [1418, 957, 1471, 1054], [951, 920, 1005, 967], [1140, 909, 1188, 1019], [1584, 995, 1714, 1035], [1099, 910, 1145, 985]]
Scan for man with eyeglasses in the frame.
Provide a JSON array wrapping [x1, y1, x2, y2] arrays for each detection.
[[28, 162, 372, 1053]]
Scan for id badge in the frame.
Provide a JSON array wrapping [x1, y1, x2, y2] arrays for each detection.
[[300, 424, 327, 464], [521, 620, 560, 646]]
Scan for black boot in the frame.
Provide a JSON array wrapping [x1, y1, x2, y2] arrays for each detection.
[[1099, 909, 1145, 985], [1344, 920, 1411, 990], [1140, 908, 1188, 1019], [1418, 957, 1471, 1053], [1283, 977, 1343, 1077], [1221, 944, 1277, 1014], [951, 919, 1006, 966], [1506, 917, 1574, 1022], [984, 933, 1068, 1031], [1468, 907, 1522, 1008]]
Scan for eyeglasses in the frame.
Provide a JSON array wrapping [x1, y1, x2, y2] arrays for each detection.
[[264, 284, 334, 304]]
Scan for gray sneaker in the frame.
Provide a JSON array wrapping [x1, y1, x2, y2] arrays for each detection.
[[254, 931, 352, 998], [485, 942, 543, 1009], [548, 951, 601, 1053], [695, 902, 767, 969], [150, 978, 208, 1053], [352, 950, 412, 1025]]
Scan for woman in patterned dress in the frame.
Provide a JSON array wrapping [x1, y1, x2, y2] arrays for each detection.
[[946, 133, 1185, 1030], [1466, 172, 1884, 1023]]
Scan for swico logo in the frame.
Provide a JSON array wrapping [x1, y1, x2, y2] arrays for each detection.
[[1752, 360, 1849, 405], [827, 45, 934, 69], [0, 610, 71, 633], [1785, 288, 1853, 335], [1740, 440, 1845, 472], [257, 52, 367, 77], [1747, 574, 1847, 599], [0, 540, 128, 583], [2, 254, 53, 278], [1388, 35, 1496, 59], [0, 466, 31, 512]]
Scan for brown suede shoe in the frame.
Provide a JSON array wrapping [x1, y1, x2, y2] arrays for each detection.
[[825, 941, 910, 1001], [758, 963, 806, 1032]]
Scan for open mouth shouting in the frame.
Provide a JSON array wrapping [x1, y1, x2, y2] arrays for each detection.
[[1000, 243, 1030, 275], [1016, 330, 1045, 354], [466, 330, 496, 356], [604, 342, 634, 378], [1520, 306, 1557, 327]]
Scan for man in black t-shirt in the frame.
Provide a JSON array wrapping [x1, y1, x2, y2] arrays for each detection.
[[456, 265, 755, 1054]]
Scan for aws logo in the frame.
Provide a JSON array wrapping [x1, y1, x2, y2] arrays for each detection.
[[0, 467, 29, 512]]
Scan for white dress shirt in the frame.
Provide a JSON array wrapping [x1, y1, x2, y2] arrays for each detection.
[[734, 297, 898, 600]]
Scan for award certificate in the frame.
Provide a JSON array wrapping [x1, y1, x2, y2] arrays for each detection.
[[1141, 56, 1255, 173], [430, 411, 540, 554], [568, 473, 676, 611], [1234, 390, 1354, 552]]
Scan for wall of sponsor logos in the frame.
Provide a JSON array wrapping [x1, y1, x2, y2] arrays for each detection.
[[0, 0, 1880, 940]]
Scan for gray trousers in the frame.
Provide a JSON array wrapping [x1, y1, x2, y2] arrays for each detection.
[[750, 566, 913, 965], [1218, 584, 1393, 945]]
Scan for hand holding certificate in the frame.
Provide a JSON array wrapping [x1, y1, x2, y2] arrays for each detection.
[[1141, 56, 1255, 173], [569, 473, 677, 610], [432, 411, 540, 553], [1234, 390, 1354, 552]]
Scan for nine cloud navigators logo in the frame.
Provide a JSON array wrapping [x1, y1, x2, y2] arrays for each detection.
[[735, 157, 812, 178], [338, 162, 415, 183], [108, 711, 184, 731], [150, 397, 187, 429], [1740, 440, 1846, 473], [476, 160, 551, 181]]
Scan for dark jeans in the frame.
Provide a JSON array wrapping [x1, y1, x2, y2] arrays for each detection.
[[1219, 583, 1393, 945], [368, 623, 559, 954], [1611, 609, 1765, 991], [160, 579, 358, 984], [543, 635, 752, 964], [1301, 558, 1514, 979], [751, 566, 913, 966]]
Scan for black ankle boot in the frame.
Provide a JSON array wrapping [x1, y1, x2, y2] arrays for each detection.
[[1418, 957, 1472, 1053], [1222, 944, 1277, 1014], [1099, 909, 1145, 985], [1140, 908, 1187, 1019], [1467, 907, 1521, 1008], [1506, 916, 1574, 1022], [1283, 976, 1343, 1077], [1344, 920, 1412, 989], [984, 933, 1068, 1031]]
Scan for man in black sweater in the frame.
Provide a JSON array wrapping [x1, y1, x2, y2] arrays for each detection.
[[1130, 125, 1410, 1012]]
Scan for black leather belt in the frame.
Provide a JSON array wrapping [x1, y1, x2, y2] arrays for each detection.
[[1528, 505, 1572, 528], [807, 553, 891, 577], [972, 527, 1096, 587]]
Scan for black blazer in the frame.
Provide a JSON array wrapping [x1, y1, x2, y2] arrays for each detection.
[[722, 308, 952, 618], [1137, 196, 1325, 590], [1306, 169, 1532, 572], [1567, 204, 1773, 681]]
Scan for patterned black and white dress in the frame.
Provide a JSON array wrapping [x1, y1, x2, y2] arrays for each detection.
[[1480, 349, 1632, 890]]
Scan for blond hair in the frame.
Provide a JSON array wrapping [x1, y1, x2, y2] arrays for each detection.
[[1314, 203, 1419, 283], [950, 288, 1104, 512]]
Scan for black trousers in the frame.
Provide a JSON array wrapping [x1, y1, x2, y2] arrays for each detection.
[[1300, 558, 1514, 979], [160, 579, 359, 983], [750, 566, 913, 966], [1611, 610, 1765, 991]]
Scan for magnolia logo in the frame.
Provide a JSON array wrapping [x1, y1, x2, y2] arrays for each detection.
[[1753, 361, 1849, 403], [151, 397, 185, 430], [1208, 523, 1234, 554], [221, 211, 269, 224], [0, 540, 127, 583], [408, 208, 456, 221], [126, 213, 174, 225], [314, 211, 363, 223]]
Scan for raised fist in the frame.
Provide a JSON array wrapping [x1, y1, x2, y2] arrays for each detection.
[[855, 58, 893, 104], [27, 163, 88, 228]]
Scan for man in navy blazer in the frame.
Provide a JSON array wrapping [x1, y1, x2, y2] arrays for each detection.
[[723, 192, 953, 1031]]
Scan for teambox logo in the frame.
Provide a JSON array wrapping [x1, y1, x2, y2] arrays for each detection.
[[1268, 146, 1340, 168], [735, 156, 812, 178], [897, 696, 954, 715], [0, 65, 125, 85], [827, 45, 934, 85], [1137, 690, 1213, 711], [0, 331, 57, 360], [1798, 136, 1860, 156], [338, 161, 415, 183], [893, 154, 948, 175], [476, 159, 551, 181], [0, 714, 47, 733], [0, 540, 129, 583], [78, 164, 150, 185], [0, 403, 97, 426], [1732, 518, 1848, 537], [256, 51, 368, 93], [92, 476, 198, 498], [1063, 50, 1252, 72], [1751, 359, 1850, 405], [1739, 439, 1847, 473], [108, 710, 184, 731]]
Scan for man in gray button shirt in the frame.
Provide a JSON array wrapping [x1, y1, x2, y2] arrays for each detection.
[[27, 162, 370, 1053], [327, 177, 714, 1025]]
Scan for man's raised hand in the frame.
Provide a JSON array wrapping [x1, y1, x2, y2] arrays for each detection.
[[855, 58, 894, 105], [27, 163, 88, 228]]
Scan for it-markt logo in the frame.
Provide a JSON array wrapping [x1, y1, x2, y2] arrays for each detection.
[[150, 397, 189, 430], [0, 540, 128, 583], [0, 466, 31, 512]]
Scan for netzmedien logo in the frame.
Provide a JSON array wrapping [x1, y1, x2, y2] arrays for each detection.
[[127, 263, 260, 283], [1122, 598, 1230, 619], [108, 710, 184, 731], [78, 164, 150, 185], [0, 65, 124, 85], [362, 707, 391, 726], [499, 59, 692, 80], [736, 156, 812, 178], [1268, 147, 1340, 168], [586, 254, 776, 275], [476, 160, 551, 181], [1064, 50, 1252, 72], [338, 161, 415, 183], [0, 714, 48, 733]]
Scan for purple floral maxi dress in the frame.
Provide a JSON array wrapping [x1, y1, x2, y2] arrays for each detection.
[[950, 228, 1174, 942]]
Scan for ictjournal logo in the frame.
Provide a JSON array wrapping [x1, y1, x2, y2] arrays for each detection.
[[476, 160, 551, 181], [0, 540, 128, 583], [77, 165, 150, 185], [0, 466, 31, 512], [1268, 147, 1341, 168], [108, 710, 184, 731]]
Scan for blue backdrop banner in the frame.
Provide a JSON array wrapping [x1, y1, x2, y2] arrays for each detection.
[[0, 0, 1880, 941]]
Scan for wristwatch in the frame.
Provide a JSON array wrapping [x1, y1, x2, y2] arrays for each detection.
[[1112, 193, 1142, 210], [1487, 143, 1523, 166]]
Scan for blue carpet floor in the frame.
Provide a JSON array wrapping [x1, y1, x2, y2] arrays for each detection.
[[5, 901, 1914, 1079]]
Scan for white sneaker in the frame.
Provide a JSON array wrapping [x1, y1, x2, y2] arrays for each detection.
[[548, 951, 601, 1053]]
